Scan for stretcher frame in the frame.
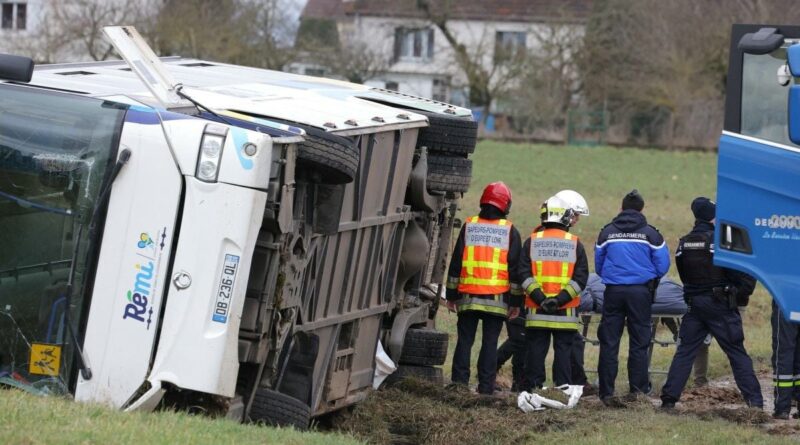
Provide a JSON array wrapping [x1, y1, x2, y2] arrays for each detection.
[[579, 312, 684, 379]]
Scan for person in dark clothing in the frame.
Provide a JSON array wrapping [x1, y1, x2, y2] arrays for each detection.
[[445, 182, 523, 395], [596, 190, 670, 404], [770, 303, 800, 418], [496, 315, 527, 391], [660, 197, 762, 409], [520, 195, 590, 390]]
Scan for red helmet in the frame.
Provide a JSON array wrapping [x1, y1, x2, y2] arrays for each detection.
[[480, 182, 512, 213]]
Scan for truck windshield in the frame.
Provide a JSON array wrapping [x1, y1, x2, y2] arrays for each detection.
[[0, 84, 125, 394]]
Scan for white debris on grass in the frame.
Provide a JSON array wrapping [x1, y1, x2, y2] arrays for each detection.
[[517, 385, 584, 412]]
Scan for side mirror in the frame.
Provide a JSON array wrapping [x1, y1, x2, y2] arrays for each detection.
[[739, 27, 784, 55], [0, 53, 34, 83], [789, 85, 800, 145]]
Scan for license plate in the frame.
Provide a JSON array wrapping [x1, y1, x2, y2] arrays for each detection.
[[212, 254, 240, 324]]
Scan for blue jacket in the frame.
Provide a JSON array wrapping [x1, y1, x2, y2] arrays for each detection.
[[595, 210, 670, 285]]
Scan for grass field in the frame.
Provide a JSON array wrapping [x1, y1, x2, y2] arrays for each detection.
[[0, 141, 785, 444]]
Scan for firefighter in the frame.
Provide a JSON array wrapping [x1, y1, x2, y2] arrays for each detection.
[[553, 190, 594, 392], [496, 189, 590, 392], [660, 197, 762, 409], [770, 303, 800, 418], [521, 196, 589, 390], [596, 190, 670, 404], [445, 181, 523, 395]]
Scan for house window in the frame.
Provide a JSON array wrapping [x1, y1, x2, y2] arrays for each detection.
[[304, 67, 326, 77], [385, 81, 399, 91], [495, 31, 526, 61], [394, 27, 434, 62], [1, 2, 26, 30], [432, 78, 448, 102]]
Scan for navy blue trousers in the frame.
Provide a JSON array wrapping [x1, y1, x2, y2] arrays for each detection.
[[771, 301, 800, 414], [451, 310, 505, 394], [598, 284, 652, 398], [497, 317, 527, 389], [524, 328, 574, 390], [661, 295, 762, 407]]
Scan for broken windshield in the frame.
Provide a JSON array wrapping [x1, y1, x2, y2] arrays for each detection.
[[0, 84, 126, 394]]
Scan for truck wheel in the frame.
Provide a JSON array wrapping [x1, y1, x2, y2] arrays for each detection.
[[415, 110, 478, 156], [427, 155, 472, 193], [384, 365, 444, 387], [249, 388, 311, 431], [297, 134, 359, 184], [399, 328, 449, 366]]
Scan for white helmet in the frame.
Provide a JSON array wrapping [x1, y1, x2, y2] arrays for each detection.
[[540, 196, 574, 227], [555, 189, 589, 216]]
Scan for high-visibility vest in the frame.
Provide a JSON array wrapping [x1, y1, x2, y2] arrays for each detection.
[[454, 216, 512, 316], [457, 216, 512, 294], [525, 228, 580, 330]]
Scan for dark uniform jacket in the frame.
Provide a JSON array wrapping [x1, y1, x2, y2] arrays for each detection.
[[676, 221, 756, 304]]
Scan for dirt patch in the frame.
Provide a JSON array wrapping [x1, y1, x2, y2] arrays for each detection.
[[685, 407, 771, 426], [681, 385, 743, 405], [327, 379, 576, 445], [534, 388, 570, 405]]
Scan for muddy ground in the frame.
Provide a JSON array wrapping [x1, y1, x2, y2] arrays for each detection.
[[322, 372, 800, 444]]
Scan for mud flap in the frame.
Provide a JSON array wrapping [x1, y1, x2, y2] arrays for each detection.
[[277, 331, 319, 406]]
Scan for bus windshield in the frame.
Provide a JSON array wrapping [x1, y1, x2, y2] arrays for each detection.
[[0, 84, 126, 394]]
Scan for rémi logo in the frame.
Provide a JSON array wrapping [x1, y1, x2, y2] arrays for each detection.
[[123, 261, 155, 329]]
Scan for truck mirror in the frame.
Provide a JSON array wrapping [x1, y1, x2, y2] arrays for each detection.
[[789, 85, 800, 145], [738, 27, 784, 55], [0, 53, 34, 83], [788, 44, 800, 77]]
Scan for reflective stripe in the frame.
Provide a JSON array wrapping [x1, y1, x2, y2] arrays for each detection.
[[522, 277, 540, 294], [526, 320, 579, 330], [462, 261, 509, 270], [446, 276, 460, 289], [510, 282, 523, 296], [774, 381, 795, 388], [525, 308, 579, 330], [458, 304, 507, 316], [459, 277, 511, 286], [456, 294, 508, 316], [774, 374, 795, 380], [567, 279, 583, 295]]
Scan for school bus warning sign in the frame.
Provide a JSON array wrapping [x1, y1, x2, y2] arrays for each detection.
[[29, 343, 61, 376]]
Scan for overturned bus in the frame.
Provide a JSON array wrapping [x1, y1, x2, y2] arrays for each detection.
[[0, 26, 476, 429]]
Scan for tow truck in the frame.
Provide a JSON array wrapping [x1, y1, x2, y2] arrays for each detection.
[[716, 25, 800, 321], [0, 26, 477, 428]]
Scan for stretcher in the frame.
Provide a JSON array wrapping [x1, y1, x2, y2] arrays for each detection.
[[578, 274, 687, 379]]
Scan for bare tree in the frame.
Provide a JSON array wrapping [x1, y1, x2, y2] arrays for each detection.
[[6, 0, 158, 63], [505, 17, 585, 137], [582, 0, 800, 149], [154, 0, 299, 70], [415, 0, 531, 122]]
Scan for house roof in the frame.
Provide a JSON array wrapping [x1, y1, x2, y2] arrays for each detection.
[[301, 0, 593, 23], [301, 0, 352, 20]]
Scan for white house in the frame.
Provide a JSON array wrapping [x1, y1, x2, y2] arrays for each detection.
[[297, 0, 591, 109]]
